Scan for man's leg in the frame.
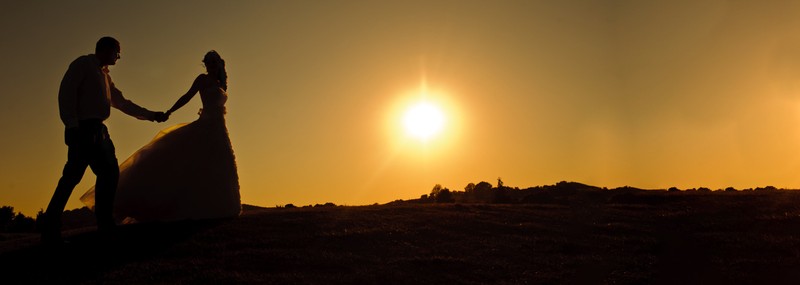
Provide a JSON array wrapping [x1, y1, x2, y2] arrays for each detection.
[[43, 146, 89, 242], [88, 127, 119, 232]]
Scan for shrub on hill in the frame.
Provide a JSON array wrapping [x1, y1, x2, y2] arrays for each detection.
[[0, 206, 36, 233]]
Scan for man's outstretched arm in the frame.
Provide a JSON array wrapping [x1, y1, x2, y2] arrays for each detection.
[[107, 78, 164, 122]]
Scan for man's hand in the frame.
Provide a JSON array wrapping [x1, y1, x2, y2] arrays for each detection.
[[64, 127, 80, 146], [152, 111, 169, 123]]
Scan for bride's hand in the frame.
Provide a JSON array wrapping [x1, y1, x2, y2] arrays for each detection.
[[153, 111, 169, 123]]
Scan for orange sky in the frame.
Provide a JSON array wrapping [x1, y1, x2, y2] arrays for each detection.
[[4, 1, 800, 215]]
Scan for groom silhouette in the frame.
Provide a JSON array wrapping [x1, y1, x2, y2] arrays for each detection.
[[42, 36, 168, 245]]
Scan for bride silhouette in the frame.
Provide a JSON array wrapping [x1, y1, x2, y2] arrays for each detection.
[[81, 50, 241, 223]]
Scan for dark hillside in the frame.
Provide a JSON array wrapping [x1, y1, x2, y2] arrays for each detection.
[[3, 191, 800, 284]]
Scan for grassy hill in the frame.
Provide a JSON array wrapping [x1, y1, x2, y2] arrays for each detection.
[[3, 189, 800, 284]]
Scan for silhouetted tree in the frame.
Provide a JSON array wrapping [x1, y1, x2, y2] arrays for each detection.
[[461, 183, 476, 202], [473, 181, 493, 203], [464, 183, 475, 193], [493, 187, 512, 203], [34, 209, 45, 232], [764, 186, 778, 191], [475, 181, 492, 192], [9, 213, 35, 232], [59, 207, 96, 230], [0, 206, 14, 232], [0, 206, 37, 233], [436, 189, 455, 203], [431, 184, 443, 198]]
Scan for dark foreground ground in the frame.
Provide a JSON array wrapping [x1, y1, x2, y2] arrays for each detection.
[[3, 191, 800, 284]]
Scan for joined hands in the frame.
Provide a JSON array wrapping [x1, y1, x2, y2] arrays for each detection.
[[152, 111, 169, 123]]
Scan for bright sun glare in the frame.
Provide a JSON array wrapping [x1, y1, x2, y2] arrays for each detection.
[[402, 101, 445, 141]]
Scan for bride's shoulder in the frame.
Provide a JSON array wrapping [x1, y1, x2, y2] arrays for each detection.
[[196, 73, 211, 81], [193, 74, 213, 87]]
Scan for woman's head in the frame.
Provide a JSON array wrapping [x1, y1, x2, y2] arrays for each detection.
[[203, 50, 227, 90]]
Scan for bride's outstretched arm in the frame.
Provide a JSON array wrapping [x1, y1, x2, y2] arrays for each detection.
[[166, 75, 203, 116]]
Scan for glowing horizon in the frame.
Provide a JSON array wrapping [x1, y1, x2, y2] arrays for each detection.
[[5, 1, 800, 216]]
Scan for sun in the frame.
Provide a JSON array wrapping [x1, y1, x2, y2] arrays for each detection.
[[402, 101, 445, 141]]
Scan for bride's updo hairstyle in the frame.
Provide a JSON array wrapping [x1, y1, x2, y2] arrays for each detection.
[[203, 50, 227, 91]]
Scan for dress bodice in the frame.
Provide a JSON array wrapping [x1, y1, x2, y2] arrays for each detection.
[[198, 87, 227, 121]]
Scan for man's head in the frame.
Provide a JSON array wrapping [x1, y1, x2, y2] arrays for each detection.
[[95, 37, 121, 66]]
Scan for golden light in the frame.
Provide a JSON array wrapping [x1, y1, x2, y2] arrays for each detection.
[[382, 79, 464, 159], [402, 101, 445, 141]]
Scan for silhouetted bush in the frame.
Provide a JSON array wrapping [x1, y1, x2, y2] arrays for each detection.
[[475, 181, 492, 192], [9, 213, 35, 232], [430, 184, 443, 198], [60, 207, 96, 230], [416, 180, 789, 206], [436, 189, 455, 203], [0, 206, 36, 233], [464, 183, 476, 193], [492, 187, 513, 204], [0, 206, 13, 231], [613, 186, 640, 192], [756, 186, 778, 191], [470, 181, 493, 202]]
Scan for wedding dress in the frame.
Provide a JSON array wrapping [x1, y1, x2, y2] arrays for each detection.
[[81, 86, 241, 223]]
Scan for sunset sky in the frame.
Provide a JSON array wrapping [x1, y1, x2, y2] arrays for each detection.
[[4, 0, 800, 215]]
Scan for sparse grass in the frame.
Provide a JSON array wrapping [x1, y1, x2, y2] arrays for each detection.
[[3, 191, 800, 284]]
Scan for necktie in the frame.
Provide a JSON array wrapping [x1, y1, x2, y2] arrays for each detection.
[[102, 66, 111, 100]]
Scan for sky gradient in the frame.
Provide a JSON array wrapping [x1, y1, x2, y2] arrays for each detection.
[[4, 0, 800, 215]]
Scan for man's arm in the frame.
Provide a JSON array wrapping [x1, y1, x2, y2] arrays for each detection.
[[107, 76, 162, 121], [58, 59, 84, 129]]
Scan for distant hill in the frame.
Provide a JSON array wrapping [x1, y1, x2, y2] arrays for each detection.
[[403, 180, 785, 205], [4, 192, 800, 284], [4, 181, 787, 232], [0, 203, 311, 234]]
